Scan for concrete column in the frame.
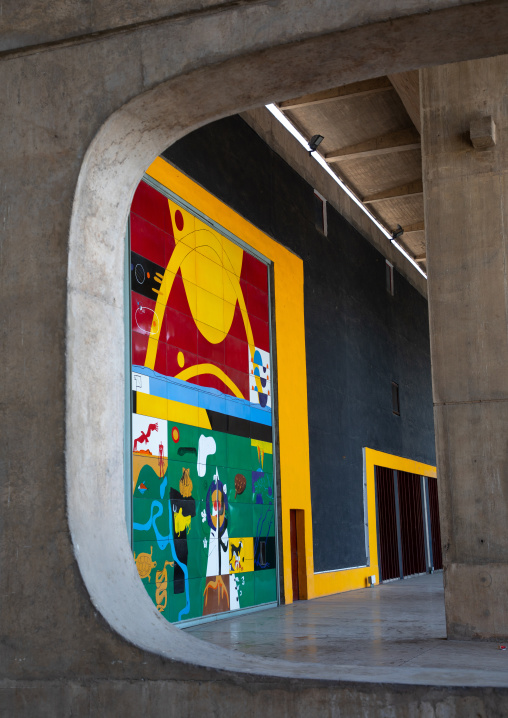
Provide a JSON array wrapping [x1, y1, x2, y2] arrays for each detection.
[[422, 56, 508, 639]]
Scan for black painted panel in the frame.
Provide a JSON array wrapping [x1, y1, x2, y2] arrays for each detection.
[[163, 115, 435, 573]]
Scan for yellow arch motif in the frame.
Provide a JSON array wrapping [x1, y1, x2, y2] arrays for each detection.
[[174, 363, 245, 399], [144, 198, 256, 375]]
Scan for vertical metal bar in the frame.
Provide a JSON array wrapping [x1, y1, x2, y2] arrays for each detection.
[[393, 469, 404, 579], [421, 475, 432, 572], [363, 448, 370, 567], [267, 260, 281, 606], [124, 220, 133, 547], [374, 466, 382, 581]]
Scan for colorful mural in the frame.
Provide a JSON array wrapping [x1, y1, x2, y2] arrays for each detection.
[[130, 177, 276, 623]]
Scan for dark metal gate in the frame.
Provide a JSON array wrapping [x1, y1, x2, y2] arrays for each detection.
[[375, 466, 441, 582], [398, 471, 426, 577], [375, 467, 400, 581]]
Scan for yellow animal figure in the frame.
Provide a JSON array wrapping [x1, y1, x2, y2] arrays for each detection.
[[155, 560, 173, 613], [179, 467, 193, 498], [134, 546, 157, 581], [174, 507, 192, 534]]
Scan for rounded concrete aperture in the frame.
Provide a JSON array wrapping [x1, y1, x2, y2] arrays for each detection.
[[66, 5, 508, 685]]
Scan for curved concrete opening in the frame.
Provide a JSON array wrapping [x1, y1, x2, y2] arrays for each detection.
[[67, 8, 508, 685]]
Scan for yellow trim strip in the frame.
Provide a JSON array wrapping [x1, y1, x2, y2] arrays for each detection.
[[174, 363, 244, 399], [136, 392, 211, 429]]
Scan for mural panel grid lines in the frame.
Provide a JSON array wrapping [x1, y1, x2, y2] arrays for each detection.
[[129, 177, 276, 623]]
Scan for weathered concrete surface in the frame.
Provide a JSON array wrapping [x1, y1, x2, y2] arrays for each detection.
[[3, 0, 508, 713], [3, 677, 508, 718], [422, 56, 508, 640], [2, 0, 508, 56]]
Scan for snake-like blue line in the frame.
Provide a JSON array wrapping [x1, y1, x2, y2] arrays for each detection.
[[133, 499, 190, 620]]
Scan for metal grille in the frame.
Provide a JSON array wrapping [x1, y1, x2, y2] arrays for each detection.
[[427, 476, 443, 570], [398, 471, 426, 577], [375, 467, 400, 580]]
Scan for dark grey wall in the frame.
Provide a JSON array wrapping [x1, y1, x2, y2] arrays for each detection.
[[163, 115, 435, 573]]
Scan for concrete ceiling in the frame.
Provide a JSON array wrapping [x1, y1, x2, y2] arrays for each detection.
[[277, 72, 426, 272]]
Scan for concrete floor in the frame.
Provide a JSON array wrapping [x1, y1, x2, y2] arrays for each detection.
[[186, 573, 508, 679]]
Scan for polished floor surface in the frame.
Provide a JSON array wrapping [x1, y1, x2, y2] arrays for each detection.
[[186, 573, 508, 676]]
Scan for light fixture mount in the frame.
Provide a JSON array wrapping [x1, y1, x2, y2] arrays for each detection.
[[308, 134, 324, 155]]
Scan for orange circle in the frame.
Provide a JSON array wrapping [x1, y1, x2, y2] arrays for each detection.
[[172, 427, 180, 443]]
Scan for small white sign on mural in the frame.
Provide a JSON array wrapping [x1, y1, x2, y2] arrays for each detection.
[[249, 346, 271, 408]]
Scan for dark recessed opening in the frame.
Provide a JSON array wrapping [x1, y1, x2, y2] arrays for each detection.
[[313, 190, 327, 235], [259, 540, 267, 566], [386, 260, 394, 296], [392, 381, 400, 415]]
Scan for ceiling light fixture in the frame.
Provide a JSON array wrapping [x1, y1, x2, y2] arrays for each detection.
[[391, 224, 404, 242], [308, 134, 324, 155], [265, 104, 427, 280]]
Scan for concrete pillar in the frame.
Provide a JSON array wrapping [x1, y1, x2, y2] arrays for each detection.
[[422, 56, 508, 639]]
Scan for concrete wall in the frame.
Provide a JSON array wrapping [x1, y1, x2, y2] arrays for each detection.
[[3, 0, 508, 713]]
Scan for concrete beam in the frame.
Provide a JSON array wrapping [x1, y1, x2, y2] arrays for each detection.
[[363, 180, 423, 204], [279, 78, 393, 110], [388, 70, 422, 133], [325, 128, 420, 163], [404, 222, 425, 233]]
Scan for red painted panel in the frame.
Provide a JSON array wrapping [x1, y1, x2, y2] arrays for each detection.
[[131, 180, 174, 235], [198, 329, 226, 368], [241, 277, 269, 323], [250, 314, 270, 353], [165, 344, 199, 380], [130, 212, 171, 268], [228, 302, 249, 344], [153, 340, 168, 377], [226, 366, 250, 400], [161, 306, 198, 355], [224, 334, 249, 373], [132, 329, 149, 367], [241, 251, 268, 293]]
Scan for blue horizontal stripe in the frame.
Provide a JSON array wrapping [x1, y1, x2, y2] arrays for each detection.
[[132, 365, 272, 427]]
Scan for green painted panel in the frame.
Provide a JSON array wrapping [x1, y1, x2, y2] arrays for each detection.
[[228, 502, 254, 538], [184, 537, 209, 580], [253, 503, 275, 538], [227, 432, 252, 471], [255, 568, 277, 605], [233, 571, 256, 609], [133, 499, 170, 543]]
